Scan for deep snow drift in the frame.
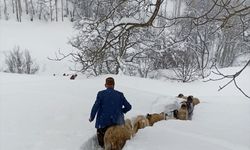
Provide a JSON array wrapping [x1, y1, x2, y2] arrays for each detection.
[[0, 67, 250, 150]]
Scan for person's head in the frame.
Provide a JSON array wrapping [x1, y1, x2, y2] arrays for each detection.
[[177, 93, 184, 98], [105, 77, 115, 88]]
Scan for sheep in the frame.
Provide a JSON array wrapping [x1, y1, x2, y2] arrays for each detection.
[[133, 115, 150, 134], [177, 93, 200, 106], [104, 119, 134, 150], [146, 112, 166, 126]]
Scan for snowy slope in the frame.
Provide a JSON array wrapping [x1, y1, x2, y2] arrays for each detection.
[[1, 67, 250, 150], [0, 20, 74, 75]]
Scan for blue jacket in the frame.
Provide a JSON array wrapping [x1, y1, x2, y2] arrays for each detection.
[[90, 88, 132, 129]]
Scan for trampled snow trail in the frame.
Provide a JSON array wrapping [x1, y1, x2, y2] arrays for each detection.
[[80, 135, 103, 150], [80, 96, 182, 150]]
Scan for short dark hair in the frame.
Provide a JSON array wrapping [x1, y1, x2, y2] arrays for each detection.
[[105, 77, 115, 86], [178, 93, 184, 98]]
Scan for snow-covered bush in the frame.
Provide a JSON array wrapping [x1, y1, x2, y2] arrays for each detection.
[[4, 46, 39, 74]]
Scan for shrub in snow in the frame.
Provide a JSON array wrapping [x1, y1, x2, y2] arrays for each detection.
[[4, 46, 39, 74]]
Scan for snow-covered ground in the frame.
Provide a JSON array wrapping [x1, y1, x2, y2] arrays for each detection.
[[1, 19, 250, 150], [0, 67, 250, 150], [0, 20, 74, 75]]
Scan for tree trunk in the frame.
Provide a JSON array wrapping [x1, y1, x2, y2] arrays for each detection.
[[55, 0, 58, 21], [0, 3, 2, 19], [3, 0, 8, 20], [17, 0, 22, 22], [61, 0, 64, 21], [11, 0, 15, 13], [49, 0, 53, 21], [24, 0, 29, 14], [15, 0, 19, 21], [65, 0, 68, 17], [29, 0, 34, 21], [38, 1, 42, 20]]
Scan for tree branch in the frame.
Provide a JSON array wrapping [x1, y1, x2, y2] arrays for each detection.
[[205, 59, 250, 98]]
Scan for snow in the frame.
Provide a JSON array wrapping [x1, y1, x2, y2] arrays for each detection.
[[1, 19, 250, 150], [1, 67, 250, 150], [0, 20, 75, 75]]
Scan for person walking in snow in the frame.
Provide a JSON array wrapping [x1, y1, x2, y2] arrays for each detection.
[[89, 77, 132, 148]]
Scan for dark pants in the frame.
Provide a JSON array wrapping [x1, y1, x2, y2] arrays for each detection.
[[97, 126, 110, 148]]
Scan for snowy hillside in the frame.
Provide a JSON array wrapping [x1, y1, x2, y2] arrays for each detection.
[[0, 20, 74, 75], [0, 67, 250, 150]]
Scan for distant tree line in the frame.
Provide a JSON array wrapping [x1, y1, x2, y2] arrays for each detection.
[[0, 0, 83, 22]]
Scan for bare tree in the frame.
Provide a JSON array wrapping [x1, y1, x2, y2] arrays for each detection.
[[18, 0, 22, 21], [5, 46, 39, 74], [50, 0, 250, 82], [3, 0, 9, 20], [49, 0, 53, 21], [29, 0, 35, 21], [55, 0, 58, 21], [14, 0, 22, 22], [24, 0, 29, 14], [61, 0, 64, 21], [0, 0, 82, 21], [61, 0, 163, 76], [11, 0, 15, 14], [65, 0, 69, 17]]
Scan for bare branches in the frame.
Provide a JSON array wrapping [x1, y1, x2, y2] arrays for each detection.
[[157, 0, 250, 32], [58, 0, 250, 81], [205, 59, 250, 98], [98, 0, 162, 53], [4, 46, 39, 74], [48, 50, 73, 61]]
